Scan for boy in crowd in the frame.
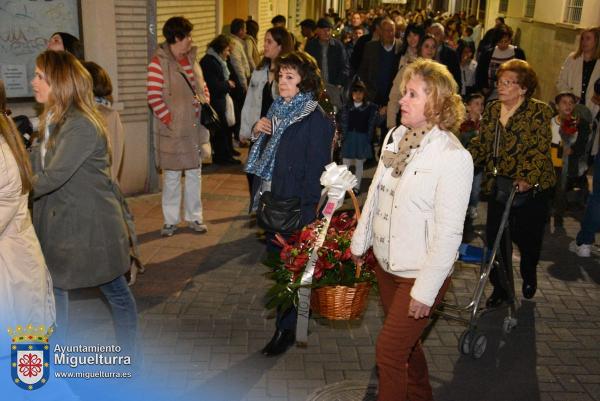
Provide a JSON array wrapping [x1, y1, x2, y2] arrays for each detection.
[[459, 93, 484, 219], [550, 92, 590, 229]]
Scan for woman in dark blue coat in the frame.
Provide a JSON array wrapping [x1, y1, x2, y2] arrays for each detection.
[[245, 51, 335, 356], [200, 35, 241, 164]]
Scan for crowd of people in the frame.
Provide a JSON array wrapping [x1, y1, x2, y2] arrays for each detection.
[[0, 6, 598, 401]]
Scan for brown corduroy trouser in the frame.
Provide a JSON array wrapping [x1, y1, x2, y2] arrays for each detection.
[[374, 263, 451, 401]]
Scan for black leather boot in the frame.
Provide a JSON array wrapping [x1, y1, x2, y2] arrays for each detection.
[[261, 329, 295, 356]]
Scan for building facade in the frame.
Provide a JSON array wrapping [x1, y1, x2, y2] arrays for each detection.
[[6, 0, 598, 194]]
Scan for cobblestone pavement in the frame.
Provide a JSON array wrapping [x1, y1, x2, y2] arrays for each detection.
[[65, 160, 600, 401]]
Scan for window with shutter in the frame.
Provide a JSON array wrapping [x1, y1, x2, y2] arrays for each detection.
[[564, 0, 584, 24]]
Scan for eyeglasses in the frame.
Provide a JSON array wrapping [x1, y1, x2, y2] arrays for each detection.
[[497, 79, 519, 87]]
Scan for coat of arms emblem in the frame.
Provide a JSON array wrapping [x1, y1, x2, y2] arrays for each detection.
[[8, 325, 53, 390]]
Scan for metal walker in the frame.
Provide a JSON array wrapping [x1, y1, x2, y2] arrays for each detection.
[[436, 186, 520, 359]]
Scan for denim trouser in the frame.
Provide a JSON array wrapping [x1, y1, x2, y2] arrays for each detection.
[[576, 152, 600, 245], [53, 275, 138, 353]]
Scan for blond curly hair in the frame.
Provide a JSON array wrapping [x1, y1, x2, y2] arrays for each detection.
[[398, 58, 465, 132]]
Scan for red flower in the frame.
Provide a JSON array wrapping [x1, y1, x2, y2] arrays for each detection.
[[341, 247, 352, 261], [560, 116, 578, 136], [299, 226, 315, 242], [323, 239, 339, 250], [287, 253, 309, 272], [316, 255, 334, 272]]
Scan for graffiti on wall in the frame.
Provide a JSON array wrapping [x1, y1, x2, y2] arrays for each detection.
[[0, 0, 79, 98]]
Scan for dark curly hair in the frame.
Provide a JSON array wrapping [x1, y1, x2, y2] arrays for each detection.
[[162, 16, 193, 44], [497, 59, 538, 97], [274, 51, 322, 98]]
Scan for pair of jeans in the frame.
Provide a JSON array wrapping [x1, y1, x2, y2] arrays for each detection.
[[576, 152, 600, 245], [162, 168, 204, 225], [374, 263, 451, 401], [53, 275, 138, 354]]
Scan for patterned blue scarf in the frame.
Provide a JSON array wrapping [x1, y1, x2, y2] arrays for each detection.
[[245, 92, 318, 181]]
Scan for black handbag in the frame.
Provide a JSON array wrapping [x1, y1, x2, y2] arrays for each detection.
[[179, 72, 222, 131], [200, 102, 222, 131], [256, 191, 302, 235]]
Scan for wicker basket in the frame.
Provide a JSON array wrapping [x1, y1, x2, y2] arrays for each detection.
[[311, 282, 371, 320], [309, 190, 372, 320]]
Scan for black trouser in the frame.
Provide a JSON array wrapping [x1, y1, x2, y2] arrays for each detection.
[[485, 189, 551, 296], [231, 89, 246, 142], [211, 108, 235, 162]]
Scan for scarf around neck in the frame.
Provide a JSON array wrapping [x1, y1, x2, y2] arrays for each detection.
[[381, 125, 432, 177], [207, 47, 230, 80], [245, 92, 318, 181]]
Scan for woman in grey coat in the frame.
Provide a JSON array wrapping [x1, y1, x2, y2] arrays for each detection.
[[30, 50, 137, 353]]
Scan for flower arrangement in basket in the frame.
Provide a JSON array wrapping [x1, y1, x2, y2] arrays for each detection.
[[264, 208, 377, 320]]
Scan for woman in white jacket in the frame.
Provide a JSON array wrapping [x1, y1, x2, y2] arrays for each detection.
[[351, 59, 473, 401], [0, 80, 55, 332], [556, 27, 600, 200], [556, 27, 600, 157]]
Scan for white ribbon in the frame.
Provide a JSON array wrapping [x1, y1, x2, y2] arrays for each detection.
[[296, 163, 357, 346]]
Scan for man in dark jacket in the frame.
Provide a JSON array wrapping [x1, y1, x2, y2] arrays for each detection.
[[305, 18, 350, 109], [350, 16, 384, 74], [428, 23, 462, 93], [358, 18, 402, 107], [358, 18, 402, 148]]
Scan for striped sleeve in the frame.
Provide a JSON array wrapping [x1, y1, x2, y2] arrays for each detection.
[[147, 56, 171, 125]]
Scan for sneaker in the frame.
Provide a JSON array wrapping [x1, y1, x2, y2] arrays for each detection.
[[187, 221, 208, 233], [569, 240, 591, 257], [161, 224, 177, 237]]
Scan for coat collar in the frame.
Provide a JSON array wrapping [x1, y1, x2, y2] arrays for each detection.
[[157, 42, 198, 69], [388, 124, 460, 162]]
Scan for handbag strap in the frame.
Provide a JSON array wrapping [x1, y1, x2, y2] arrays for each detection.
[[492, 120, 501, 176], [179, 71, 201, 102]]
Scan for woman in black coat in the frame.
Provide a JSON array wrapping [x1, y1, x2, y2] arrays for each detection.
[[245, 51, 335, 356], [200, 35, 241, 164]]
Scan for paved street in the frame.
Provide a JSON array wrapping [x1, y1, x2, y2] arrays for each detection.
[[64, 158, 600, 401]]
